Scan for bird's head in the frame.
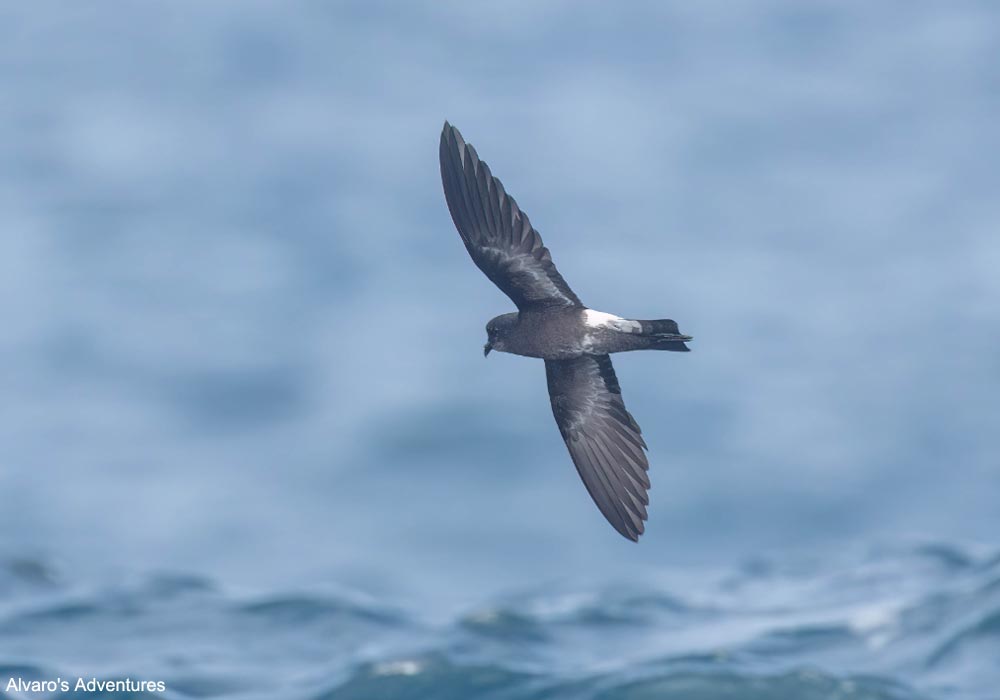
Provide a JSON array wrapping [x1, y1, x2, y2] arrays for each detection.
[[484, 313, 518, 357]]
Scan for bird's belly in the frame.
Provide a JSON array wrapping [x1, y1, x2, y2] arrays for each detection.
[[504, 345, 582, 360], [504, 334, 582, 360], [503, 311, 587, 359]]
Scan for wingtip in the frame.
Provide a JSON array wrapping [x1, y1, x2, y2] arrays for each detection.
[[442, 120, 462, 142], [440, 121, 466, 156], [615, 516, 645, 542]]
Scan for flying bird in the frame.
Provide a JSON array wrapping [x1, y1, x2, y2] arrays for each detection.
[[439, 122, 692, 541]]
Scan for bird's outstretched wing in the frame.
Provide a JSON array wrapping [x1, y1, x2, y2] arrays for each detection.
[[440, 122, 583, 310], [545, 354, 650, 541]]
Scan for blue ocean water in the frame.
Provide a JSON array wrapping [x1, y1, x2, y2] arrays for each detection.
[[3, 545, 1000, 699], [1, 1, 998, 698]]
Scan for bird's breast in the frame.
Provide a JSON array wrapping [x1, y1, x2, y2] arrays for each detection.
[[502, 310, 588, 360]]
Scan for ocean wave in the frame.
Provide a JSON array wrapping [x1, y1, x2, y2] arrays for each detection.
[[1, 544, 998, 699], [316, 654, 925, 700]]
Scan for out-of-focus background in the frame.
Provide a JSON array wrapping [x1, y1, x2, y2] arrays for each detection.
[[1, 2, 998, 699]]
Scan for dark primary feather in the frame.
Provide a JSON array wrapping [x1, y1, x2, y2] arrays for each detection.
[[439, 122, 583, 310], [545, 355, 650, 541]]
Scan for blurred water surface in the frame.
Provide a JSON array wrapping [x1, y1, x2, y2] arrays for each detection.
[[1, 1, 998, 698], [2, 545, 1000, 698]]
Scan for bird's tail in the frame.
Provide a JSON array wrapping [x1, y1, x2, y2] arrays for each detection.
[[633, 319, 692, 352]]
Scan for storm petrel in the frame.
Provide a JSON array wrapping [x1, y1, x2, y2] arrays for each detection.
[[439, 122, 692, 541]]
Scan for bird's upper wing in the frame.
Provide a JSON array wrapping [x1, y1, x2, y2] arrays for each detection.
[[439, 122, 583, 310], [545, 354, 650, 541]]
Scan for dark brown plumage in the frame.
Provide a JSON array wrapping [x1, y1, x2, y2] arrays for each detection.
[[439, 121, 692, 541]]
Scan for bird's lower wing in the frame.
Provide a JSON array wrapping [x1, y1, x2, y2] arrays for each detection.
[[544, 355, 650, 541], [439, 122, 583, 311]]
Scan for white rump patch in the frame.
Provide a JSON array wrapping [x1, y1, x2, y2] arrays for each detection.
[[583, 309, 641, 332], [583, 309, 621, 327]]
